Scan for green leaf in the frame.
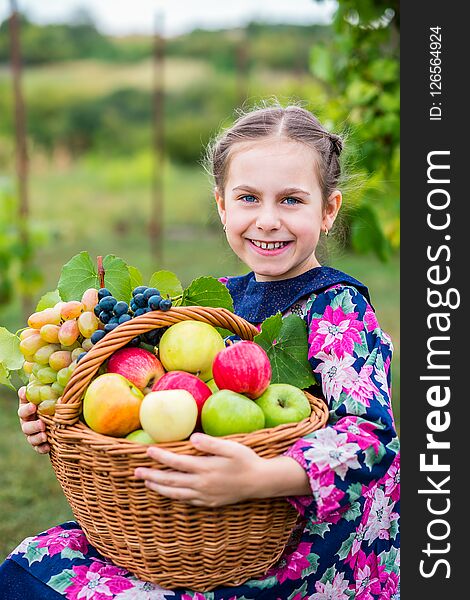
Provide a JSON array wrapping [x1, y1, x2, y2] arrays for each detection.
[[0, 327, 23, 371], [47, 570, 75, 593], [379, 546, 400, 574], [24, 542, 48, 565], [57, 252, 99, 301], [128, 265, 143, 290], [364, 443, 386, 470], [306, 521, 331, 537], [254, 313, 315, 389], [35, 289, 62, 311], [301, 552, 320, 577], [336, 532, 355, 561], [288, 582, 309, 600], [343, 501, 362, 522], [182, 276, 234, 311], [347, 482, 363, 502], [0, 363, 15, 390], [102, 255, 132, 301], [149, 270, 183, 299]]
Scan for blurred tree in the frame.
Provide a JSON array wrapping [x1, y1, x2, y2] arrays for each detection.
[[311, 0, 400, 257]]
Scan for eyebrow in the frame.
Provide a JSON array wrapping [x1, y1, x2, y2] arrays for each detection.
[[232, 185, 311, 196]]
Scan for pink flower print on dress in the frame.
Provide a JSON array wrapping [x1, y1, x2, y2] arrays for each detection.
[[314, 351, 358, 403], [115, 578, 176, 599], [308, 305, 363, 358], [304, 428, 361, 480], [355, 551, 388, 600], [335, 417, 381, 455], [383, 455, 400, 502], [36, 525, 89, 557], [363, 489, 399, 545], [309, 470, 345, 520], [66, 560, 133, 600], [363, 304, 379, 332], [266, 542, 314, 584], [381, 571, 400, 600], [310, 570, 351, 600], [342, 365, 380, 409]]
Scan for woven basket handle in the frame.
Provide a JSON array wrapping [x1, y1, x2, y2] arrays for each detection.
[[54, 306, 260, 426]]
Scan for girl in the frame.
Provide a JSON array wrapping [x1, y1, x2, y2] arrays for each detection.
[[2, 103, 400, 599]]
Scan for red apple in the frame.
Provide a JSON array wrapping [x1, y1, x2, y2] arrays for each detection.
[[212, 340, 272, 399], [107, 347, 165, 391], [152, 370, 212, 426]]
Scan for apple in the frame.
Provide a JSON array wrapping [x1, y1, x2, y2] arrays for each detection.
[[201, 389, 265, 436], [125, 429, 155, 444], [139, 389, 198, 442], [158, 320, 225, 381], [254, 383, 311, 428], [83, 373, 144, 437], [152, 370, 212, 425], [212, 340, 271, 399], [107, 347, 165, 391]]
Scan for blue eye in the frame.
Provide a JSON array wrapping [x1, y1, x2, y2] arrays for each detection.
[[283, 197, 300, 205], [241, 195, 257, 203]]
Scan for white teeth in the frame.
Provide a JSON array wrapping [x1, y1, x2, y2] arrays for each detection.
[[251, 240, 287, 250]]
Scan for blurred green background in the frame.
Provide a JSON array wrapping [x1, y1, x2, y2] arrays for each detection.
[[0, 0, 399, 559]]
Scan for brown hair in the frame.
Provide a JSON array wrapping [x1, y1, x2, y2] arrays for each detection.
[[204, 102, 344, 207]]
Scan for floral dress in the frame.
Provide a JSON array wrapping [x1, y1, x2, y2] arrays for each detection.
[[0, 267, 400, 600]]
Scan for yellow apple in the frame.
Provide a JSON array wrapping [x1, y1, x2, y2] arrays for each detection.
[[139, 389, 198, 443]]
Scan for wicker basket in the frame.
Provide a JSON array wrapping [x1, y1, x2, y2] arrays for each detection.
[[40, 306, 329, 591]]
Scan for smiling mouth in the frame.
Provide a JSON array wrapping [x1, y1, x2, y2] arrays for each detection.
[[249, 239, 291, 250]]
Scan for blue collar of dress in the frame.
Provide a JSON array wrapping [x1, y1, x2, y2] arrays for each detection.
[[225, 266, 371, 324]]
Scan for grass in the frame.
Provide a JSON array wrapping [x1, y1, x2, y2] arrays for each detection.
[[0, 157, 400, 561]]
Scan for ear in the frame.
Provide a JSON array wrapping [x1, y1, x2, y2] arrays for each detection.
[[323, 190, 342, 231], [214, 187, 226, 226]]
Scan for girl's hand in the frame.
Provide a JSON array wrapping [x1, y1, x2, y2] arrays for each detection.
[[134, 433, 267, 507], [17, 386, 50, 454]]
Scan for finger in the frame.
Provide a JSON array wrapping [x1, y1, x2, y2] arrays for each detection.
[[143, 481, 198, 502], [18, 386, 27, 404], [134, 467, 196, 489], [190, 433, 246, 458], [27, 431, 49, 447], [21, 419, 46, 436], [146, 447, 201, 473], [18, 402, 40, 422], [34, 443, 51, 455]]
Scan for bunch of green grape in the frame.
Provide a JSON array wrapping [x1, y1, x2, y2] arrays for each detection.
[[20, 288, 100, 416]]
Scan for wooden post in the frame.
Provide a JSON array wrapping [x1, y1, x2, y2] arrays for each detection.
[[8, 0, 32, 319], [149, 9, 165, 265]]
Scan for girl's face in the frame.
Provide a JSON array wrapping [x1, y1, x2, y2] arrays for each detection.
[[215, 137, 341, 281]]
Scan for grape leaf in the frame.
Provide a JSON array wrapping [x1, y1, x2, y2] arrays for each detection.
[[0, 327, 23, 371], [102, 255, 132, 301], [57, 252, 132, 302], [57, 252, 99, 301], [128, 265, 143, 290], [0, 363, 15, 390], [254, 313, 315, 389], [149, 270, 183, 299], [182, 276, 234, 311], [35, 289, 62, 311]]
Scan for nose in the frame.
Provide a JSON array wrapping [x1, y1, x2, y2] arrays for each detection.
[[255, 205, 281, 231]]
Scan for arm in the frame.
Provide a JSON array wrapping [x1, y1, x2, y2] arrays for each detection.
[[283, 285, 399, 521], [134, 433, 311, 507]]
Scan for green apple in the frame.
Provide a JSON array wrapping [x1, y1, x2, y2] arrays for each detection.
[[158, 320, 225, 381], [206, 378, 219, 393], [125, 429, 155, 444], [201, 390, 265, 436], [139, 389, 198, 442], [254, 383, 311, 428]]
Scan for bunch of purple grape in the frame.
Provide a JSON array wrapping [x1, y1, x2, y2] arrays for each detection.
[[90, 286, 172, 346]]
